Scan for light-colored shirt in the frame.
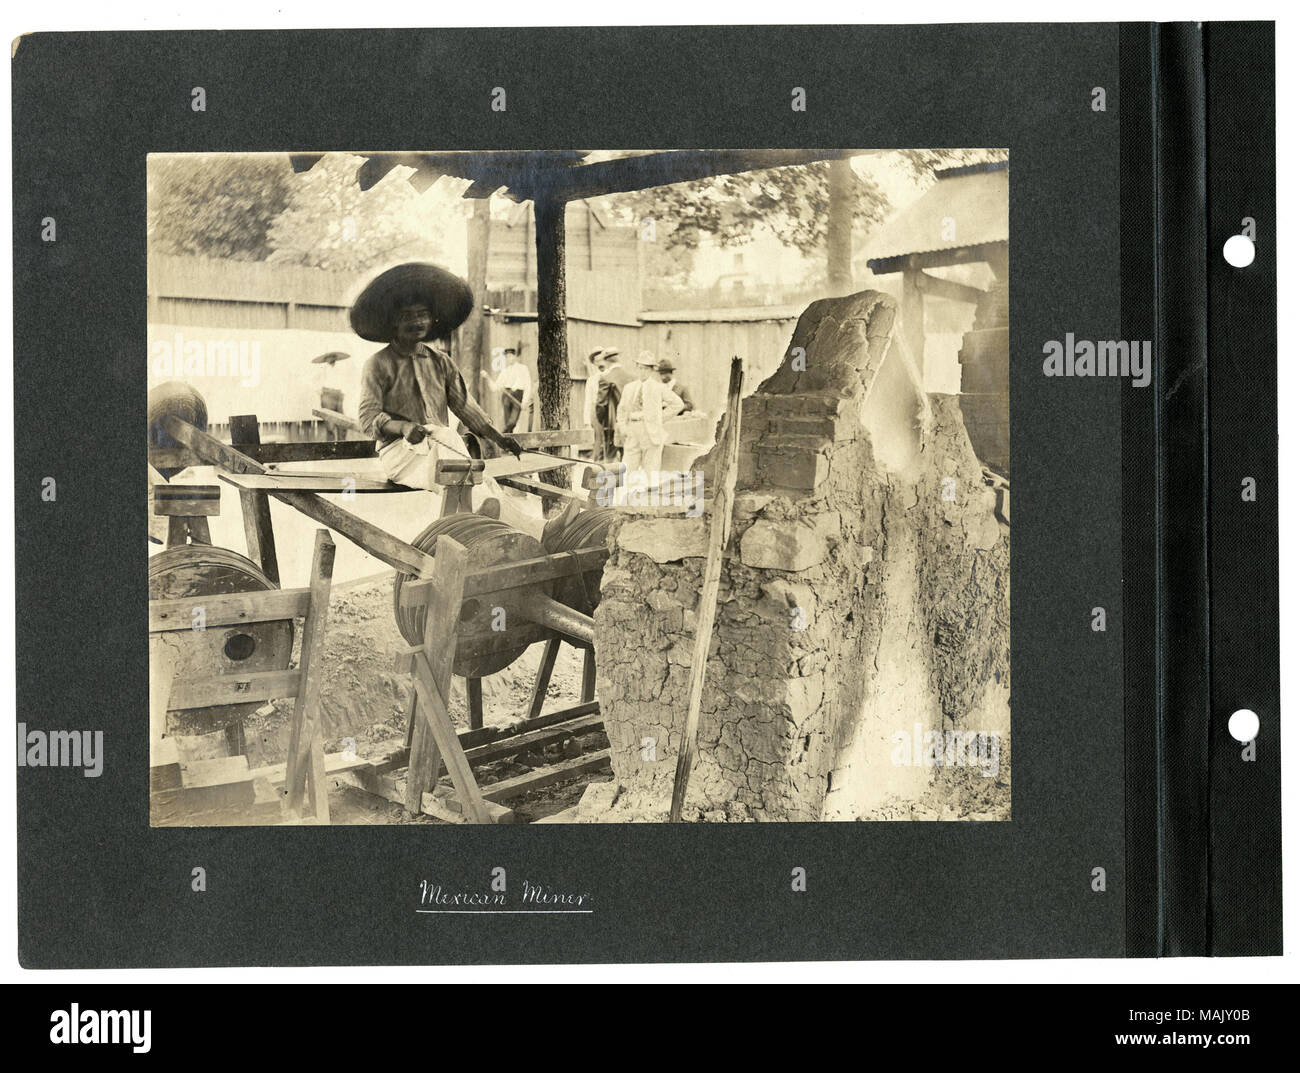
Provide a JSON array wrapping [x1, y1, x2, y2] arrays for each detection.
[[618, 377, 684, 446], [487, 362, 532, 413]]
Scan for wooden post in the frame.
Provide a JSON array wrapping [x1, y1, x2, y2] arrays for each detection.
[[527, 635, 562, 719], [466, 677, 484, 731], [404, 536, 493, 824], [149, 638, 179, 759], [669, 357, 744, 822], [167, 514, 211, 546], [580, 646, 597, 704], [900, 261, 926, 384], [230, 414, 280, 584], [284, 530, 336, 820], [534, 191, 570, 489], [464, 198, 492, 392]]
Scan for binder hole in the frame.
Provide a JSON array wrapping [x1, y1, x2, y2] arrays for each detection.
[[1223, 234, 1255, 268], [1228, 708, 1259, 743]]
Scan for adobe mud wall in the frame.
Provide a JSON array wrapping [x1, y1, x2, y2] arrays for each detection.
[[592, 290, 1010, 821]]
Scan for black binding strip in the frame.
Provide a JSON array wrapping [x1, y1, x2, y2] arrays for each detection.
[[1204, 21, 1281, 957], [1120, 21, 1160, 958], [1153, 20, 1212, 958]]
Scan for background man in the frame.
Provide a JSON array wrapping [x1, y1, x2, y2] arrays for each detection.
[[594, 348, 633, 462], [582, 346, 611, 432], [655, 357, 695, 413], [617, 352, 684, 484], [480, 344, 533, 432]]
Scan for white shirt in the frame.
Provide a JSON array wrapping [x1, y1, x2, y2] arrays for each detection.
[[486, 362, 532, 425], [618, 376, 683, 446]]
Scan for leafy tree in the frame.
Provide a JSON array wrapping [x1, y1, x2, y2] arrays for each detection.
[[604, 149, 1008, 290], [610, 158, 890, 256], [609, 149, 1007, 253], [265, 153, 450, 272], [147, 154, 294, 261]]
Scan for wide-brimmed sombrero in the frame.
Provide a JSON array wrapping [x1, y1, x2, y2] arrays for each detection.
[[349, 263, 475, 343]]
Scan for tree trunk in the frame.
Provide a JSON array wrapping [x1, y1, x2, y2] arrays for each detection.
[[827, 157, 854, 296], [463, 198, 491, 394], [533, 193, 570, 491], [534, 193, 569, 432]]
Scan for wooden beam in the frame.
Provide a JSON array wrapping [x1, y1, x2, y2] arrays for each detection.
[[527, 636, 562, 719], [915, 270, 986, 305], [150, 440, 377, 470], [480, 749, 612, 802], [312, 407, 364, 432], [405, 536, 496, 824], [508, 427, 597, 450], [461, 546, 607, 598], [512, 149, 871, 203], [900, 266, 927, 382], [284, 531, 336, 821], [219, 472, 399, 494], [161, 416, 438, 578], [149, 639, 179, 767], [339, 767, 516, 824], [230, 415, 280, 584], [482, 450, 586, 480], [167, 515, 210, 546], [152, 484, 221, 516], [372, 701, 603, 774], [167, 669, 302, 711], [496, 476, 594, 504], [670, 358, 744, 822], [581, 647, 597, 704], [150, 588, 311, 632], [466, 676, 484, 732]]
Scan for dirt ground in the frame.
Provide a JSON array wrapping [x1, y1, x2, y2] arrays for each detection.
[[241, 571, 603, 824]]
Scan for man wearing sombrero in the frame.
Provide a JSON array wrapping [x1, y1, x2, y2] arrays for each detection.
[[353, 263, 522, 490]]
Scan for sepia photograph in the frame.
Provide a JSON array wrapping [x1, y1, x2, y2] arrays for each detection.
[[145, 148, 1010, 826]]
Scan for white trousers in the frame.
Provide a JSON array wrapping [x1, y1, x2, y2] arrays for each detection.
[[377, 425, 471, 489], [378, 426, 539, 536], [621, 423, 664, 486]]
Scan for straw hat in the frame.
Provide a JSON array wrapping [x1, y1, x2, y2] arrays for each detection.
[[349, 263, 475, 343]]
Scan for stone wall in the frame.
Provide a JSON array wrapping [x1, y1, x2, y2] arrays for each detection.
[[591, 290, 1010, 821]]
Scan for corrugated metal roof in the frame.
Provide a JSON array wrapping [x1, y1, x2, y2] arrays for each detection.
[[866, 164, 1008, 269]]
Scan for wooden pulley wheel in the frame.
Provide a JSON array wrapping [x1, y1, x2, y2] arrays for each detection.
[[149, 545, 294, 736], [393, 514, 552, 679], [540, 507, 618, 617]]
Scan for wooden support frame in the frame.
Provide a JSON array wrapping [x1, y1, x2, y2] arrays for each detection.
[[399, 536, 496, 823], [283, 531, 337, 821], [230, 415, 280, 584], [160, 416, 439, 577], [166, 515, 211, 547], [527, 636, 562, 719], [149, 528, 337, 825]]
